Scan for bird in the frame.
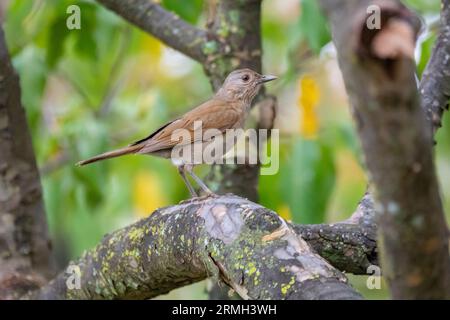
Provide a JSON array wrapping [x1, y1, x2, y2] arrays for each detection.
[[76, 68, 277, 197]]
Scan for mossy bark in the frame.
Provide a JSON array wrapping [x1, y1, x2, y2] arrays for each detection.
[[32, 195, 362, 300]]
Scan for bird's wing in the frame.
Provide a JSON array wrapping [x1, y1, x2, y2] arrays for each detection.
[[128, 119, 180, 146], [185, 98, 243, 132], [136, 99, 242, 154]]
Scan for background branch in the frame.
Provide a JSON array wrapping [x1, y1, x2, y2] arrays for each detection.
[[33, 195, 362, 300], [420, 0, 450, 134], [95, 0, 208, 62], [295, 193, 378, 275]]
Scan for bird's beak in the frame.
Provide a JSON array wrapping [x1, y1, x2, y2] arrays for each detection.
[[259, 74, 277, 84]]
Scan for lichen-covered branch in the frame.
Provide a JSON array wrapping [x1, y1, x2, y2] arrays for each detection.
[[295, 194, 378, 275], [95, 0, 208, 62], [319, 0, 450, 299], [295, 222, 377, 275], [420, 0, 450, 134], [0, 25, 54, 299], [32, 195, 362, 300]]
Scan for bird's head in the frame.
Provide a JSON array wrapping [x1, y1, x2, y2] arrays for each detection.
[[216, 68, 277, 104]]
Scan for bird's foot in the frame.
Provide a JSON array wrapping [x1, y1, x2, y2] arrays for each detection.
[[180, 192, 217, 205], [194, 191, 219, 200]]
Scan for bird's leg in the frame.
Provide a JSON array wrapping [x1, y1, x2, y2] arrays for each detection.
[[178, 165, 198, 197], [185, 164, 214, 195]]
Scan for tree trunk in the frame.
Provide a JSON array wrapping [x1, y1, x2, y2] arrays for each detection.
[[0, 25, 54, 299], [319, 0, 450, 299]]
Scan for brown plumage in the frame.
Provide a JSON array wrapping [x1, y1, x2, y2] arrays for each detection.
[[77, 68, 276, 197]]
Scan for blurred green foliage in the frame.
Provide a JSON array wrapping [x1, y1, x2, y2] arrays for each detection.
[[4, 0, 448, 300], [298, 0, 331, 54], [162, 0, 203, 24]]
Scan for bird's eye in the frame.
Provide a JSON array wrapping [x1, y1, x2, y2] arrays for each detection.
[[241, 74, 250, 82]]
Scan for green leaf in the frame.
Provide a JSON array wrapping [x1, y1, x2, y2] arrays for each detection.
[[283, 138, 336, 224], [46, 16, 70, 68], [258, 143, 287, 212], [162, 0, 204, 24], [417, 34, 436, 77], [12, 47, 47, 130], [403, 0, 441, 14], [298, 0, 331, 54], [4, 0, 35, 54], [74, 3, 98, 60]]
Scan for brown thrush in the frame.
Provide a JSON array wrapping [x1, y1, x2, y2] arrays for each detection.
[[77, 68, 277, 197]]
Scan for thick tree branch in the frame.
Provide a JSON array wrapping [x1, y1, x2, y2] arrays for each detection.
[[319, 0, 450, 299], [0, 25, 54, 299], [32, 195, 362, 300], [420, 0, 450, 134], [95, 0, 208, 62]]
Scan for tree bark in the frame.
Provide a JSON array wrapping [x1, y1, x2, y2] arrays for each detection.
[[0, 25, 54, 299], [32, 195, 362, 300], [319, 0, 450, 299]]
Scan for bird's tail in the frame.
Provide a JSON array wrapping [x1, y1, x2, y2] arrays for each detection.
[[76, 145, 142, 166]]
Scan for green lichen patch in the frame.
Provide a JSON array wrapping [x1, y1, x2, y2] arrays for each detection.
[[202, 41, 219, 55]]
